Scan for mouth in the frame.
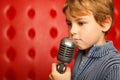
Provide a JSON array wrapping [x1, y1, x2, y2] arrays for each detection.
[[72, 38, 80, 44]]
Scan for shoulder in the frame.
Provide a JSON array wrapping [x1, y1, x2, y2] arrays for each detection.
[[105, 52, 120, 65], [108, 53, 120, 68], [98, 53, 120, 79], [97, 52, 120, 70], [102, 52, 120, 72], [103, 54, 120, 80]]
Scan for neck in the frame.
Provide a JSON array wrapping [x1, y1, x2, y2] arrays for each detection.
[[84, 39, 106, 57], [84, 48, 91, 57]]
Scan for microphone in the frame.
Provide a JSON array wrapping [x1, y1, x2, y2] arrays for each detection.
[[57, 37, 76, 73]]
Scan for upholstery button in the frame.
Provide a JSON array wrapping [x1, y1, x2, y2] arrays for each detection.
[[7, 26, 16, 40], [28, 8, 35, 19], [50, 46, 58, 58], [6, 47, 16, 62], [28, 69, 36, 80], [49, 27, 58, 39], [5, 68, 16, 80], [28, 28, 36, 40], [50, 8, 57, 18], [28, 48, 36, 60], [6, 6, 16, 20]]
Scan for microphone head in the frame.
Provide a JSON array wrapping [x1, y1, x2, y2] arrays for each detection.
[[57, 37, 76, 63]]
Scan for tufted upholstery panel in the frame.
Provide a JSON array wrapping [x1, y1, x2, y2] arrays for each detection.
[[0, 0, 120, 80]]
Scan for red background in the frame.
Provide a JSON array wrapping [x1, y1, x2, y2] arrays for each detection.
[[0, 0, 120, 80]]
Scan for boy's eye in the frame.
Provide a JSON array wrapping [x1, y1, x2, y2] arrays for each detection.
[[66, 22, 72, 27], [78, 22, 86, 26]]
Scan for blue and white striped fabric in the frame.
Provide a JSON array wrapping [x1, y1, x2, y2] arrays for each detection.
[[72, 41, 120, 80]]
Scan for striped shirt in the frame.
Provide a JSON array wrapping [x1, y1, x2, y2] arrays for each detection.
[[72, 41, 120, 80]]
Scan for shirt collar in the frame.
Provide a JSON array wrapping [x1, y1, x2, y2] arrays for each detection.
[[87, 41, 118, 58]]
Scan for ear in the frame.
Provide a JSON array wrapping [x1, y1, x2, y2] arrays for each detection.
[[101, 15, 112, 32]]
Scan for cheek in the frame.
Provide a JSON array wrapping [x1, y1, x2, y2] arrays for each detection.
[[81, 25, 102, 42]]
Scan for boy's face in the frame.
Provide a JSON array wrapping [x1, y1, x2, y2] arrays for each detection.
[[65, 9, 106, 50]]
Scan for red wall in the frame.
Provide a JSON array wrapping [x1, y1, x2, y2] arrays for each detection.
[[0, 0, 120, 80]]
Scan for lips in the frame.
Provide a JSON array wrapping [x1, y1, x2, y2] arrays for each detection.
[[73, 38, 80, 43]]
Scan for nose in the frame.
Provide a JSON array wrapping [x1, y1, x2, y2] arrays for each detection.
[[69, 24, 78, 37]]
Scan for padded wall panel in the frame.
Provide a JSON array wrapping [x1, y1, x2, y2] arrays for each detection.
[[0, 0, 120, 80], [0, 0, 68, 80]]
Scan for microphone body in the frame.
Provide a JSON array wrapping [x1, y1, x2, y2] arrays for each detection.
[[57, 37, 76, 73]]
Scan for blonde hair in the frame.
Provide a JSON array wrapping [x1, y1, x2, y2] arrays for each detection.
[[63, 0, 114, 27]]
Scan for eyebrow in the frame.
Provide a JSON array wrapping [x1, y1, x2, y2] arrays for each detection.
[[75, 18, 83, 21], [66, 17, 85, 22]]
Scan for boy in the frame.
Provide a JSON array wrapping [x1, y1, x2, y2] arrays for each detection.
[[49, 0, 120, 80]]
